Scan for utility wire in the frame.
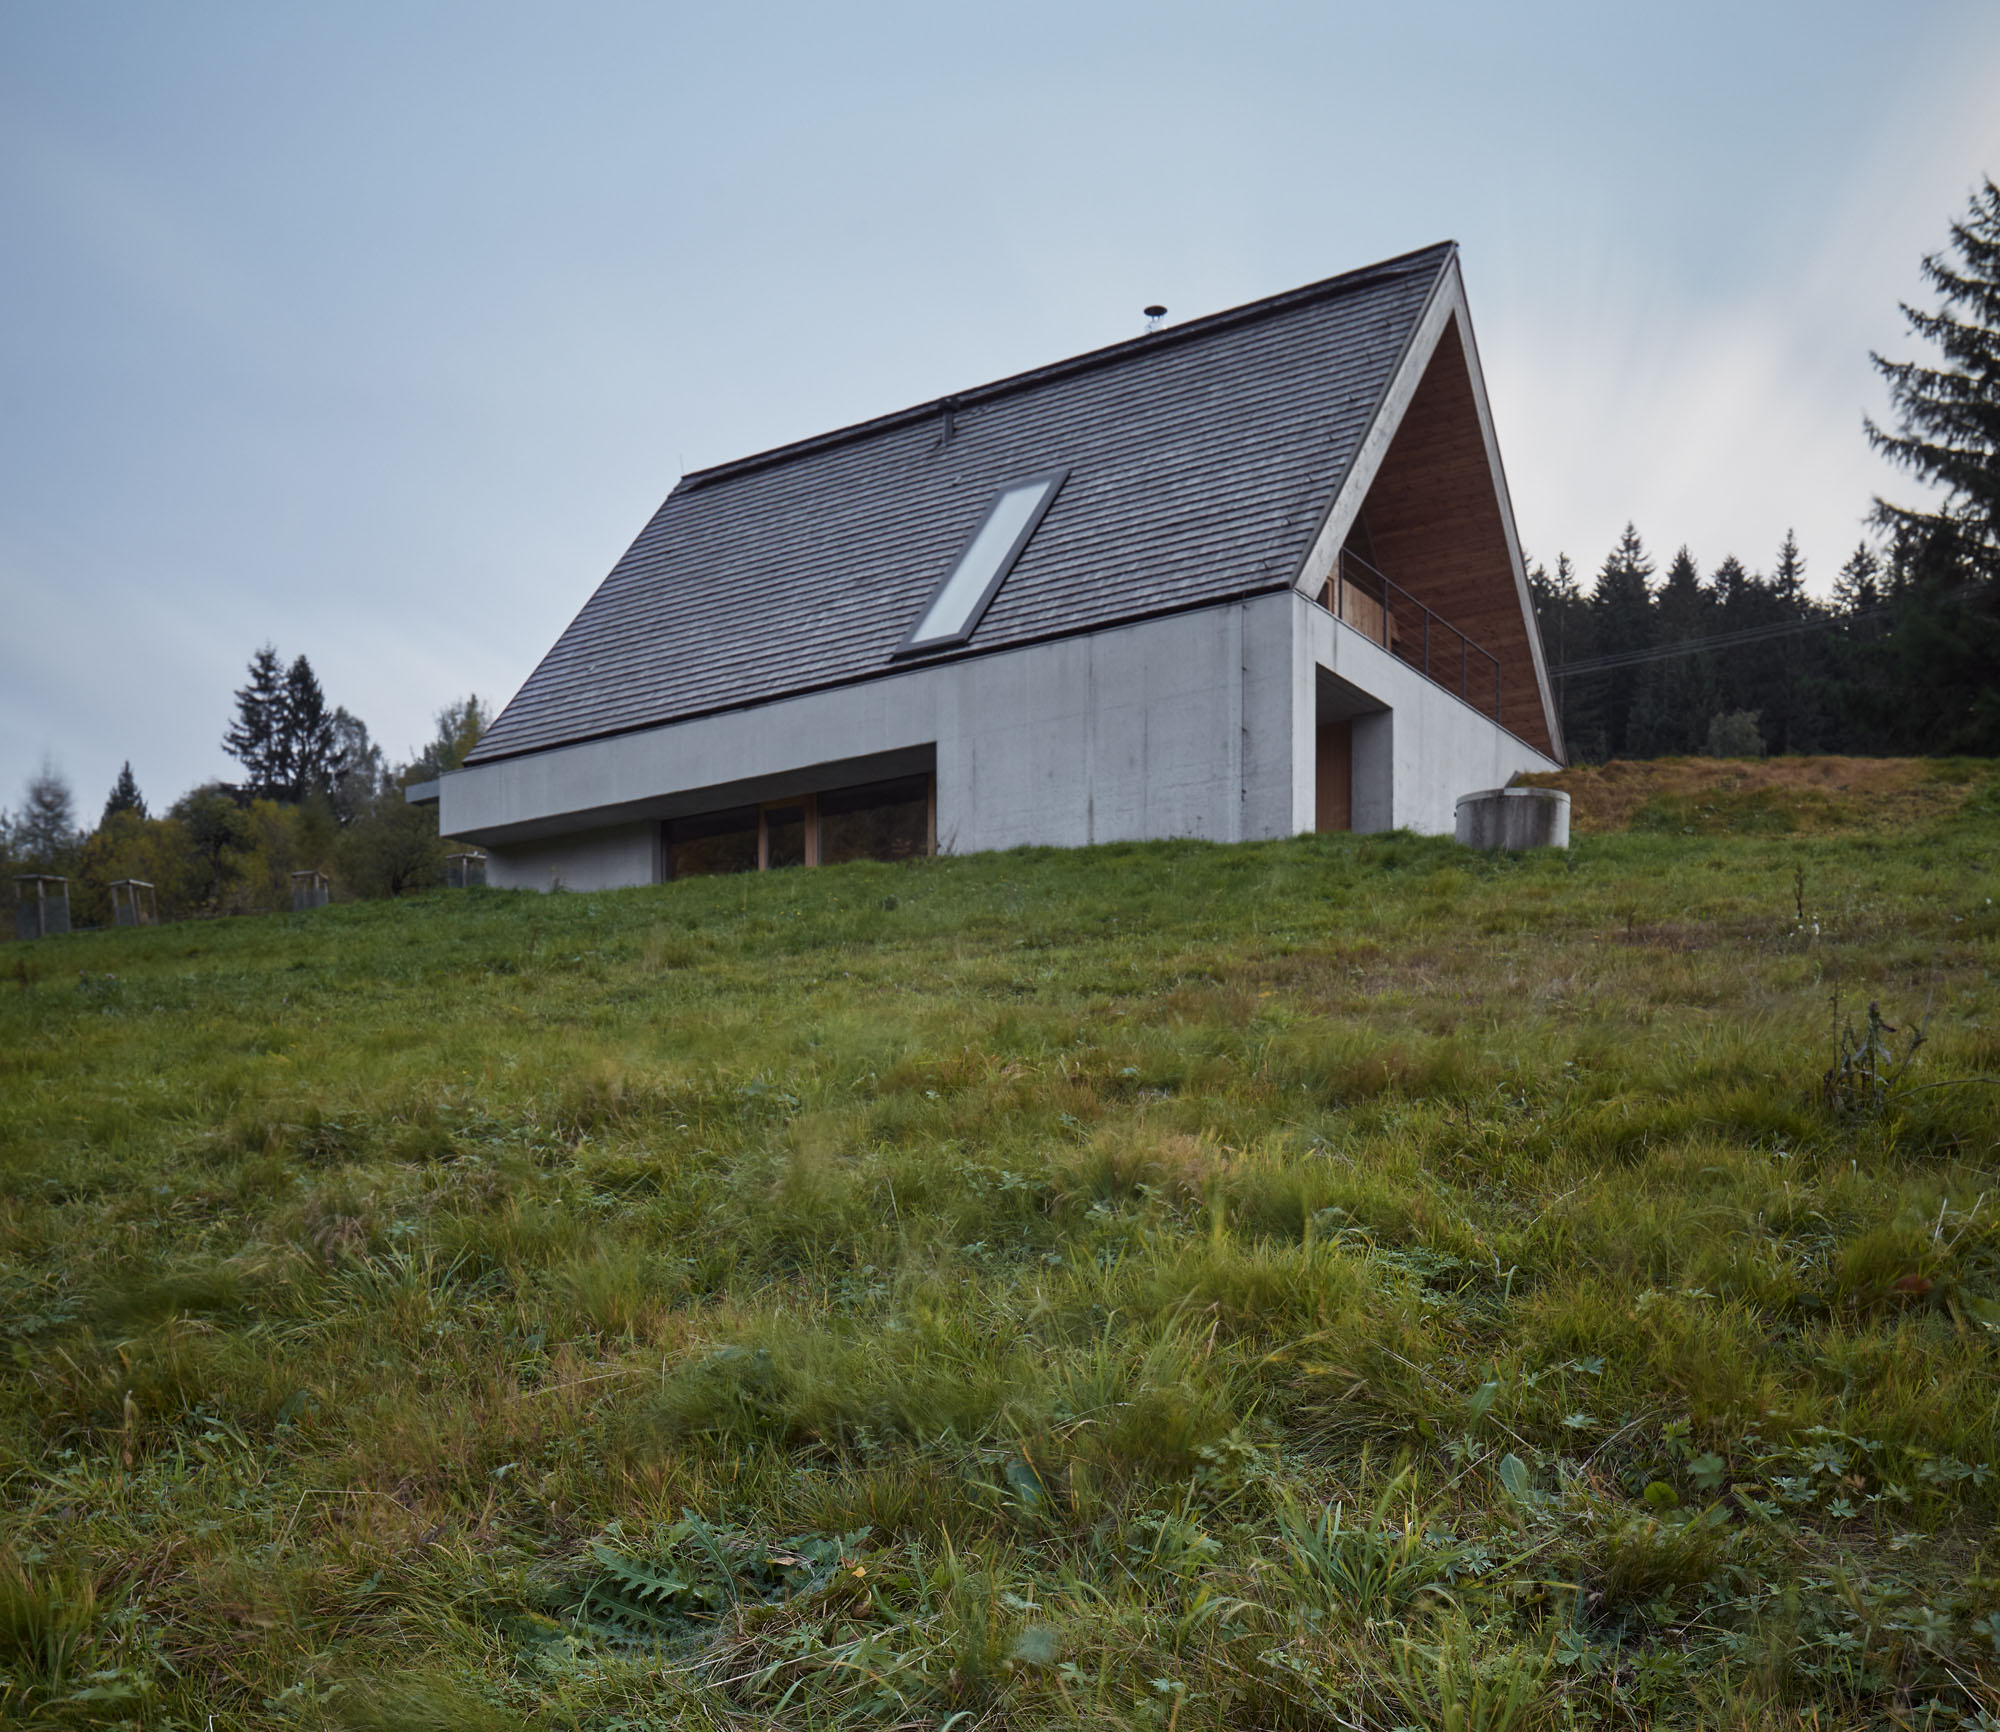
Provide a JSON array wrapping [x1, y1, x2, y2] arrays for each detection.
[[1551, 603, 1896, 678]]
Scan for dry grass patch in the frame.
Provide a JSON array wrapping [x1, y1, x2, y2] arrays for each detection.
[[1516, 754, 1991, 834]]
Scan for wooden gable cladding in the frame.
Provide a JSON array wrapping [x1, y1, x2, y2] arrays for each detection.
[[1352, 316, 1555, 754]]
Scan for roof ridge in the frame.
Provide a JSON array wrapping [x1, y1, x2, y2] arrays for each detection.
[[677, 241, 1457, 492]]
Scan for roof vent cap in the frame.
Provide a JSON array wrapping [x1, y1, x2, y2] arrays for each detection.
[[1143, 304, 1167, 333]]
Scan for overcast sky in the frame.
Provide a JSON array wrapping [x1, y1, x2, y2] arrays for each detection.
[[4, 1, 1998, 817]]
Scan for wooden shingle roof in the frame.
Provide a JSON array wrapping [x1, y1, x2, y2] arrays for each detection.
[[470, 243, 1455, 765]]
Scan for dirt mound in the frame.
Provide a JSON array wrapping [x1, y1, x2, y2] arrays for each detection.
[[1512, 755, 1996, 835]]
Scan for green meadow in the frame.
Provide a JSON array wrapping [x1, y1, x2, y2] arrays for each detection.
[[5, 763, 2000, 1729]]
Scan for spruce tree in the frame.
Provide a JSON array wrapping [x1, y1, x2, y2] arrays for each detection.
[[1769, 529, 1808, 605], [1764, 530, 1826, 753], [224, 646, 285, 797], [100, 761, 147, 827], [1867, 178, 2000, 581], [1829, 544, 1898, 752], [15, 759, 79, 870], [1709, 553, 1782, 726], [1585, 524, 1655, 757], [1709, 553, 1753, 610], [280, 655, 338, 801], [1630, 546, 1715, 754], [1863, 179, 2000, 750], [1832, 543, 1883, 613], [1527, 554, 1589, 757]]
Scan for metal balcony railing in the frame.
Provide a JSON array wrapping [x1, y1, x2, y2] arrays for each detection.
[[1315, 548, 1502, 724]]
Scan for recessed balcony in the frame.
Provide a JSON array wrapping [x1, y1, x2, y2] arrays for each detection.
[[1314, 546, 1503, 724]]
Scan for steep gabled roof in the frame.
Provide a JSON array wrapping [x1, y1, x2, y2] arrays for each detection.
[[470, 243, 1456, 766]]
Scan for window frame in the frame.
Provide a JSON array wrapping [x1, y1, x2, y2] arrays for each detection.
[[895, 467, 1069, 656], [757, 795, 819, 871], [660, 773, 937, 880]]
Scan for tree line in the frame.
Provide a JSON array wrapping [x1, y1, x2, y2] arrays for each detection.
[[4, 182, 1996, 922], [0, 648, 489, 928], [1535, 178, 1999, 762], [1527, 522, 1976, 761]]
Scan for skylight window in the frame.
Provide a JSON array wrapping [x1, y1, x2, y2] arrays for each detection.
[[900, 468, 1067, 653]]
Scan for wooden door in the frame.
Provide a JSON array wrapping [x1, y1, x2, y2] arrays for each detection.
[[1316, 721, 1352, 832]]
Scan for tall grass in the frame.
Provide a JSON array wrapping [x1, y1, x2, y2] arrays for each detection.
[[2, 779, 1999, 1726]]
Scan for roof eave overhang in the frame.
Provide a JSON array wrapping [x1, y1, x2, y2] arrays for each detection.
[[457, 582, 1298, 771]]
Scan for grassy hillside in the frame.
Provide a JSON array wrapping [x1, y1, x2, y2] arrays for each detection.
[[1519, 754, 1996, 837], [5, 771, 2000, 1729]]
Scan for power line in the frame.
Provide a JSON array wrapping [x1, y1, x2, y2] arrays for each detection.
[[1551, 604, 1896, 678]]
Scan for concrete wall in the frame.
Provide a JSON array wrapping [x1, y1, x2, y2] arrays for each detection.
[[449, 595, 1300, 891], [934, 592, 1294, 851], [448, 591, 1555, 894], [1291, 593, 1559, 835], [484, 822, 657, 894]]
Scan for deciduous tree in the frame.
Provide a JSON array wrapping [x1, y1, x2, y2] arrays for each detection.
[[415, 695, 490, 776], [330, 707, 385, 824]]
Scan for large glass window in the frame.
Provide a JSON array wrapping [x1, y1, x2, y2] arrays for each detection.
[[819, 775, 931, 865], [901, 470, 1066, 652], [664, 806, 759, 879], [663, 775, 934, 880]]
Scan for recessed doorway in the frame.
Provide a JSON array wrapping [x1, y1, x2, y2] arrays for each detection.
[[1316, 720, 1352, 832]]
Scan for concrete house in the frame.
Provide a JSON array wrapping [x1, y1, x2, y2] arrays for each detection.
[[426, 242, 1564, 891]]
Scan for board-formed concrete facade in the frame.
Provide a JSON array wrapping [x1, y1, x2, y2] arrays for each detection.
[[430, 244, 1565, 888], [443, 590, 1555, 892]]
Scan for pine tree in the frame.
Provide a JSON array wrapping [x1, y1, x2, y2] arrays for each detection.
[[224, 646, 286, 797], [1708, 553, 1783, 727], [280, 655, 338, 801], [1769, 529, 1808, 606], [1832, 543, 1883, 613], [1764, 530, 1826, 753], [1527, 554, 1590, 758], [1828, 544, 1898, 752], [14, 759, 79, 870], [1709, 554, 1753, 610], [1867, 178, 2000, 581], [1630, 546, 1715, 754], [1656, 546, 1709, 634], [1863, 179, 2000, 751], [1585, 524, 1655, 757], [100, 761, 147, 827]]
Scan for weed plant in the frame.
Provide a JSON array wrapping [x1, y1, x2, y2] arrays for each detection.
[[3, 774, 2000, 1727]]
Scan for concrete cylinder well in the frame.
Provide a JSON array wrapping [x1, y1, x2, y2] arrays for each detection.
[[1455, 786, 1570, 850]]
